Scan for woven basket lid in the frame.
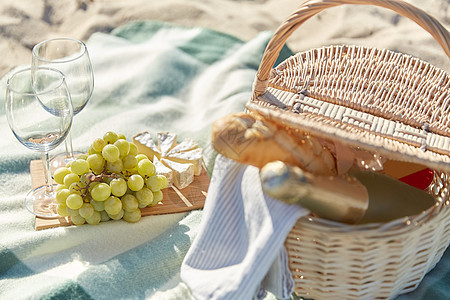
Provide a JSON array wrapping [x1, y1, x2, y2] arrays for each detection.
[[249, 0, 450, 172]]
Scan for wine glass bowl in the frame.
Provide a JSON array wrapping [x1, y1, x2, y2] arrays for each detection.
[[6, 67, 73, 217], [32, 38, 94, 167]]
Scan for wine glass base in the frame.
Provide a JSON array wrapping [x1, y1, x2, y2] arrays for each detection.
[[50, 151, 85, 171], [25, 185, 59, 218]]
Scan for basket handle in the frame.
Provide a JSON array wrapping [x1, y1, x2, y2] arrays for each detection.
[[252, 0, 450, 99]]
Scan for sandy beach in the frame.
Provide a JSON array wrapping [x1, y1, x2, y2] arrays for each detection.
[[0, 0, 448, 78]]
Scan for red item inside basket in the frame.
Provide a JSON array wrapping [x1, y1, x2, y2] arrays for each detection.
[[380, 160, 434, 190], [398, 168, 434, 190]]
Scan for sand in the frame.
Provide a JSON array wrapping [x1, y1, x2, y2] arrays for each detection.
[[0, 0, 448, 78]]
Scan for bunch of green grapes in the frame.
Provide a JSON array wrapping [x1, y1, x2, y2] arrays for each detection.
[[53, 131, 168, 225]]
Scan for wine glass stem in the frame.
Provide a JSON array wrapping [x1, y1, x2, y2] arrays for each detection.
[[65, 131, 74, 159], [42, 152, 53, 194]]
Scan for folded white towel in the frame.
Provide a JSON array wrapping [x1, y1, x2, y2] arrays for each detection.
[[181, 155, 309, 299], [258, 246, 296, 299]]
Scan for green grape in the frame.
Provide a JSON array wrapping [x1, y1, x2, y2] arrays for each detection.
[[135, 154, 148, 162], [128, 174, 144, 191], [79, 172, 89, 184], [106, 159, 123, 173], [109, 209, 124, 220], [53, 167, 71, 185], [145, 175, 167, 192], [63, 173, 80, 188], [79, 203, 94, 219], [66, 193, 83, 210], [151, 190, 163, 206], [121, 194, 139, 211], [70, 159, 90, 175], [91, 182, 111, 201], [87, 154, 105, 174], [88, 181, 100, 194], [145, 175, 159, 192], [92, 138, 106, 152], [103, 177, 113, 185], [137, 159, 156, 177], [158, 175, 168, 189], [114, 139, 130, 158], [103, 131, 119, 144], [123, 209, 141, 223], [77, 154, 89, 160], [71, 215, 86, 226], [136, 187, 154, 208], [110, 178, 127, 197], [79, 181, 88, 189], [88, 181, 99, 193], [128, 142, 138, 156], [102, 144, 120, 162], [65, 161, 73, 169], [122, 155, 138, 170], [85, 211, 101, 225], [68, 182, 83, 195], [88, 145, 101, 155], [100, 210, 111, 222], [56, 189, 71, 205], [104, 196, 122, 215], [117, 133, 126, 140], [66, 207, 80, 217], [57, 204, 70, 217], [90, 199, 105, 211], [56, 184, 67, 191]]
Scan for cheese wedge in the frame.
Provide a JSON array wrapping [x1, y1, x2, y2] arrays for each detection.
[[133, 132, 160, 160], [167, 138, 198, 154], [158, 132, 177, 156], [132, 131, 203, 189], [168, 148, 203, 176], [153, 156, 173, 185], [161, 158, 194, 189]]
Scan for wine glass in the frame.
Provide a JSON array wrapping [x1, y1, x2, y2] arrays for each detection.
[[5, 67, 73, 218], [32, 38, 94, 170]]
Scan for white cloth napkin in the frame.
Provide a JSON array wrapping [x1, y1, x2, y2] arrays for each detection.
[[181, 155, 309, 299]]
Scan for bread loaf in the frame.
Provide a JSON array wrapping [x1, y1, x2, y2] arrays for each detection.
[[211, 112, 336, 176]]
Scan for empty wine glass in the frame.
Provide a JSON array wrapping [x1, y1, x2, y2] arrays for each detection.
[[32, 38, 94, 170], [6, 67, 73, 218]]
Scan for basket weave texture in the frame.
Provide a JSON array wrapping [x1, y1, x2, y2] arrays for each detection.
[[248, 0, 450, 299], [285, 172, 449, 299]]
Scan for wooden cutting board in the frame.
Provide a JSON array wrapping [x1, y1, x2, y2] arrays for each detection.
[[30, 160, 210, 230]]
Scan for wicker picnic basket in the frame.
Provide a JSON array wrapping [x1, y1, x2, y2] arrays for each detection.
[[247, 0, 450, 299]]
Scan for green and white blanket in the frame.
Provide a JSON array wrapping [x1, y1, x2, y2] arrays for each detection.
[[0, 21, 448, 300]]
